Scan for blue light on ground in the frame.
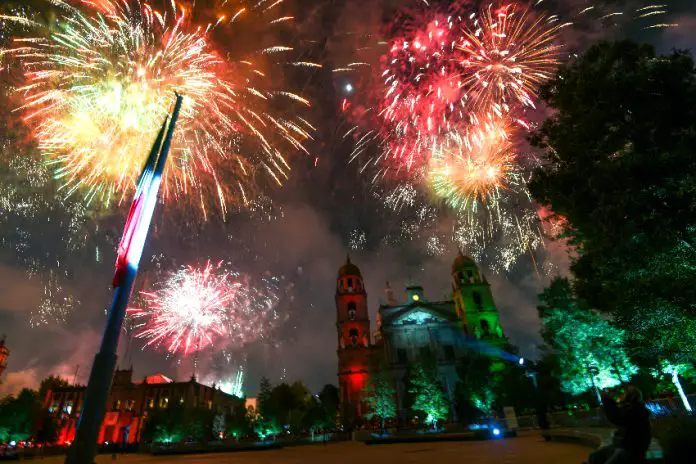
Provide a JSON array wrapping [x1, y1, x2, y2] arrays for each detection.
[[492, 428, 501, 436]]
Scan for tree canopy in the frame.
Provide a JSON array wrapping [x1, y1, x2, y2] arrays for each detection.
[[537, 278, 637, 397], [255, 378, 337, 435], [529, 40, 696, 363]]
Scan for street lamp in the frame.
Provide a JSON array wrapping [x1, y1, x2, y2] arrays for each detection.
[[520, 360, 549, 431]]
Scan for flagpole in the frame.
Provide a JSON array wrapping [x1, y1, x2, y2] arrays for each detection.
[[65, 94, 183, 464]]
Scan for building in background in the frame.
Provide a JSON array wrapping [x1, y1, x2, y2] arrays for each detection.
[[43, 369, 239, 445], [335, 252, 507, 423]]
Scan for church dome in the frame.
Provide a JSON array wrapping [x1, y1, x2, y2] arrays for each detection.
[[452, 251, 477, 274], [338, 255, 362, 278]]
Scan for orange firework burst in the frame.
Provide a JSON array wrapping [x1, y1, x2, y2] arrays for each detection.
[[428, 117, 518, 211], [5, 0, 312, 219]]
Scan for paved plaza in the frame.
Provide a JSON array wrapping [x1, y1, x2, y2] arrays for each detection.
[[42, 436, 589, 464]]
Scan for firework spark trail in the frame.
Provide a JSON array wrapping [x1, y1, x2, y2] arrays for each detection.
[[29, 269, 80, 328], [4, 0, 312, 219], [217, 367, 245, 397], [128, 260, 281, 356]]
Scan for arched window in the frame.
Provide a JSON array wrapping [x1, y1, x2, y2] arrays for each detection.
[[480, 319, 490, 335], [347, 302, 357, 320], [349, 328, 359, 346], [472, 291, 482, 309]]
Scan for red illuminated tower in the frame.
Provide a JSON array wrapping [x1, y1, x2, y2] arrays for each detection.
[[336, 255, 371, 425], [0, 336, 9, 384]]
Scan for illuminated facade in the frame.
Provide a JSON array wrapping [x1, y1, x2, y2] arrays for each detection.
[[43, 369, 239, 445], [335, 256, 373, 423], [336, 252, 507, 423]]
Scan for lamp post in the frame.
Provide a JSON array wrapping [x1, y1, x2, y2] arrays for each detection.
[[65, 95, 183, 464], [519, 359, 549, 431]]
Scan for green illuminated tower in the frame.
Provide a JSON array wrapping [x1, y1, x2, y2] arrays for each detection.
[[451, 252, 506, 344]]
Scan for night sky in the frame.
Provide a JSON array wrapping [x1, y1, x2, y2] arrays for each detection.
[[1, 0, 694, 397]]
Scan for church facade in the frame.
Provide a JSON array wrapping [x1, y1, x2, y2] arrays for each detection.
[[335, 252, 507, 423]]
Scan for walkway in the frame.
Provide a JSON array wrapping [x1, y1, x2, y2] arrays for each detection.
[[42, 436, 589, 464]]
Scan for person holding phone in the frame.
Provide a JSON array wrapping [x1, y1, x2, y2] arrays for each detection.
[[587, 385, 651, 464]]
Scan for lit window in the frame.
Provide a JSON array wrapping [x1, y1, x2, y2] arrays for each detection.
[[412, 294, 420, 301], [112, 400, 121, 411], [207, 400, 213, 410], [160, 397, 169, 408], [179, 397, 185, 404], [63, 401, 73, 415], [148, 398, 154, 409], [125, 400, 135, 411]]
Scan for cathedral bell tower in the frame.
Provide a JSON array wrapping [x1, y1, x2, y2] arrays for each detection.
[[336, 255, 371, 424], [451, 251, 506, 344]]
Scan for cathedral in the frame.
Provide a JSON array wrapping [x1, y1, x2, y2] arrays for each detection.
[[335, 252, 507, 423]]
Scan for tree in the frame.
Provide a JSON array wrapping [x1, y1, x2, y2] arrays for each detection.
[[299, 397, 330, 434], [529, 40, 696, 365], [257, 381, 312, 433], [35, 412, 59, 444], [257, 377, 272, 419], [454, 350, 496, 422], [408, 361, 449, 429], [652, 361, 696, 412], [0, 389, 38, 443], [538, 278, 637, 401], [317, 384, 339, 427], [212, 414, 226, 440], [225, 396, 252, 439], [142, 405, 214, 444], [362, 356, 397, 435], [38, 375, 69, 401]]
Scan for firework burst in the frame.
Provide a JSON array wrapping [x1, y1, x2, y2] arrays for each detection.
[[347, 1, 562, 181], [428, 116, 518, 211], [459, 3, 565, 112], [4, 0, 312, 219], [129, 261, 236, 354], [129, 260, 280, 356]]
